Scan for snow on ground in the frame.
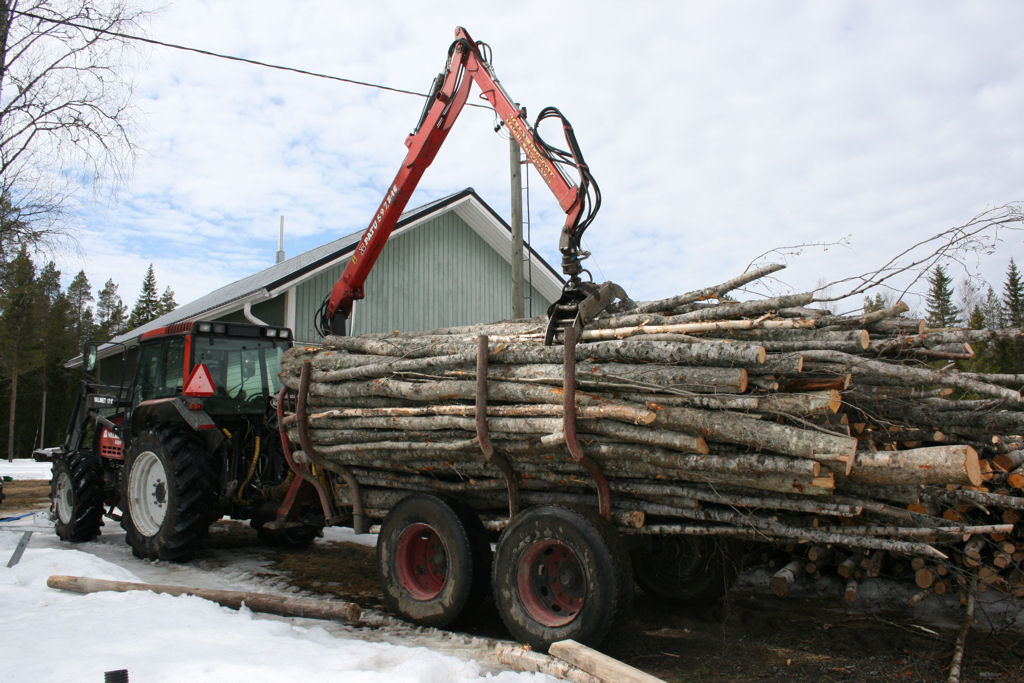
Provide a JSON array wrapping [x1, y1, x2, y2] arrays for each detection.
[[0, 460, 550, 683], [1, 459, 54, 480]]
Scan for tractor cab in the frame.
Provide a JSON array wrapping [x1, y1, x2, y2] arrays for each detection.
[[52, 321, 307, 560], [127, 321, 292, 422]]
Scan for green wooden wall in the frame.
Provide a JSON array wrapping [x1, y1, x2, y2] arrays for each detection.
[[292, 212, 551, 344]]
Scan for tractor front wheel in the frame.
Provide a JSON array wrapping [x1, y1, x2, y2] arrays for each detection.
[[121, 426, 215, 562], [50, 451, 104, 542]]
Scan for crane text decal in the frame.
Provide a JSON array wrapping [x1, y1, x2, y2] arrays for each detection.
[[355, 183, 401, 262], [504, 115, 555, 183]]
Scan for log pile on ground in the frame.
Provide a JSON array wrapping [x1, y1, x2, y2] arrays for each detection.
[[279, 263, 1024, 603]]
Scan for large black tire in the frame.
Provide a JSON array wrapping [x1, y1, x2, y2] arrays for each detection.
[[632, 535, 742, 604], [376, 494, 491, 628], [50, 452, 104, 542], [492, 505, 632, 651], [121, 426, 216, 562]]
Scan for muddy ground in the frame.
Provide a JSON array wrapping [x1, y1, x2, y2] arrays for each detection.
[[5, 480, 1024, 681], [264, 530, 1024, 682]]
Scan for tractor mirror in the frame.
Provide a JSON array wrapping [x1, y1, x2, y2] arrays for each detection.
[[82, 343, 98, 372]]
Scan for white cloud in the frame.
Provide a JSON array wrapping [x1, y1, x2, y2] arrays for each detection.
[[51, 0, 1024, 317]]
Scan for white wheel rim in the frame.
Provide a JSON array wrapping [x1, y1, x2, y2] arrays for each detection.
[[128, 451, 168, 537], [54, 470, 74, 524]]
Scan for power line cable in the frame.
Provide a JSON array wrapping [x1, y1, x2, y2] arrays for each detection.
[[12, 9, 488, 108]]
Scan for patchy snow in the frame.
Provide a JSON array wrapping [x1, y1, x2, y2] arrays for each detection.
[[0, 470, 549, 683]]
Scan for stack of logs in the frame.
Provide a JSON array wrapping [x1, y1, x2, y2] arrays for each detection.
[[279, 263, 1024, 604]]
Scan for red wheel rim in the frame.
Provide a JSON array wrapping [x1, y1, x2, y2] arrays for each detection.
[[394, 523, 447, 600], [516, 540, 584, 627]]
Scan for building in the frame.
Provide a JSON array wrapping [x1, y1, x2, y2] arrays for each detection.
[[88, 188, 563, 379]]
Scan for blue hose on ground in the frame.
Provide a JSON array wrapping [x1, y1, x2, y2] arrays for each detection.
[[0, 511, 37, 523]]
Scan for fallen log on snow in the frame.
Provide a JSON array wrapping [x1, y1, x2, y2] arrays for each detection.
[[46, 575, 362, 623]]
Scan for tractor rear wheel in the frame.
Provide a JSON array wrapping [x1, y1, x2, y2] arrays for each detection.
[[492, 506, 632, 651], [50, 451, 104, 542], [121, 426, 216, 562], [376, 494, 490, 628]]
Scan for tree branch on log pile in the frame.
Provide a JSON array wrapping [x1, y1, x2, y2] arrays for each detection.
[[630, 263, 786, 314]]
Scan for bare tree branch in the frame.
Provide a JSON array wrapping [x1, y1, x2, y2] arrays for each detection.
[[0, 0, 143, 257]]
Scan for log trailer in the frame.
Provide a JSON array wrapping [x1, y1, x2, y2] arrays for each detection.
[[49, 27, 691, 651]]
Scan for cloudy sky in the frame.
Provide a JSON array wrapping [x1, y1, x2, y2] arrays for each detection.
[[55, 0, 1024, 317]]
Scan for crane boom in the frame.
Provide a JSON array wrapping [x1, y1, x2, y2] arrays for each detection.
[[318, 26, 623, 340]]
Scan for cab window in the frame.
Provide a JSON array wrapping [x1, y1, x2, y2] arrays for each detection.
[[134, 337, 186, 403]]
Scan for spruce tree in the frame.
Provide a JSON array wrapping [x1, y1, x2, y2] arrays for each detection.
[[968, 304, 985, 330], [925, 265, 959, 328], [158, 286, 177, 316], [96, 278, 128, 338], [1003, 258, 1024, 328], [66, 270, 95, 347], [999, 259, 1024, 373], [128, 264, 161, 329], [982, 286, 1005, 330]]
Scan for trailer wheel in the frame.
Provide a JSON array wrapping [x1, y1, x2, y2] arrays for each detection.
[[492, 506, 632, 651], [121, 426, 215, 562], [376, 494, 489, 628], [50, 451, 104, 542], [632, 535, 742, 604]]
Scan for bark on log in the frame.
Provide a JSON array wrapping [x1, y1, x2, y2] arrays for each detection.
[[580, 317, 817, 341], [828, 446, 982, 487], [799, 350, 1022, 402], [713, 328, 870, 349], [46, 575, 361, 623], [632, 263, 786, 313], [817, 302, 910, 330], [465, 362, 749, 395], [747, 353, 804, 375], [548, 639, 665, 683], [770, 560, 802, 597], [648, 403, 858, 460], [665, 293, 815, 323], [495, 645, 600, 683]]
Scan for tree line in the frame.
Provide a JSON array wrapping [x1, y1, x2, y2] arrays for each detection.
[[0, 244, 176, 460], [866, 258, 1024, 376], [924, 258, 1024, 376]]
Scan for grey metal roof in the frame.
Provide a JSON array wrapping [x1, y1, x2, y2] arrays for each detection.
[[103, 188, 561, 348]]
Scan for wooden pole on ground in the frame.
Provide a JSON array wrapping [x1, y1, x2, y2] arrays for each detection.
[[46, 575, 361, 623]]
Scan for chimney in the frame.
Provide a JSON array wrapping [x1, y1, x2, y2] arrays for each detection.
[[276, 215, 286, 264]]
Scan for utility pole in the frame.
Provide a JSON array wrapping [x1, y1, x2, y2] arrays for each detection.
[[510, 135, 525, 319]]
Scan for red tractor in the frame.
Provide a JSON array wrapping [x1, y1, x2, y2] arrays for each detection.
[[49, 321, 316, 560]]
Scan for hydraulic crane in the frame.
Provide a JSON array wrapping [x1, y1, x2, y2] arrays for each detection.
[[317, 26, 627, 344]]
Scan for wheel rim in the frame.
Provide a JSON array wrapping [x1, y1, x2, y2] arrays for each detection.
[[54, 470, 74, 524], [516, 540, 585, 627], [128, 451, 168, 537], [394, 523, 447, 600]]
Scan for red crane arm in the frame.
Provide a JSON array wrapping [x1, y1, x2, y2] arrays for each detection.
[[320, 26, 591, 336]]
